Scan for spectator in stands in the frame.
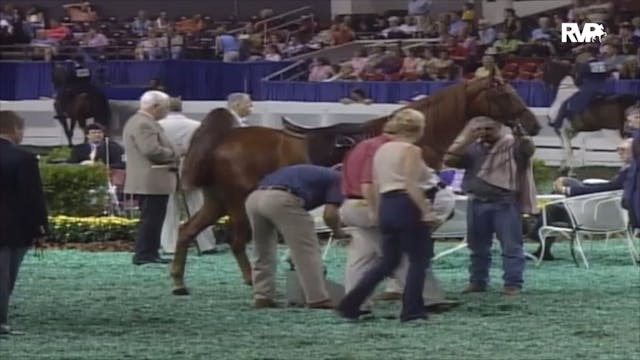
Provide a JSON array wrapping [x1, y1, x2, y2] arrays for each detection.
[[399, 16, 418, 35], [215, 27, 239, 62], [68, 123, 125, 168], [408, 0, 432, 30], [448, 11, 466, 37], [493, 31, 524, 55], [531, 16, 553, 41], [331, 16, 354, 45], [503, 8, 522, 39], [283, 35, 307, 57], [45, 19, 70, 41], [433, 49, 455, 80], [25, 6, 45, 36], [619, 22, 640, 56], [63, 2, 97, 22], [419, 48, 438, 80], [462, 2, 475, 22], [400, 48, 421, 80], [155, 11, 169, 32], [79, 28, 108, 61], [350, 49, 368, 79], [263, 44, 281, 61], [131, 10, 152, 36], [135, 29, 161, 60], [477, 19, 497, 46], [165, 26, 184, 59], [308, 57, 335, 81], [381, 16, 407, 39], [176, 14, 204, 34], [601, 43, 627, 70], [575, 0, 613, 24], [268, 33, 285, 54], [30, 29, 57, 61], [474, 55, 502, 79]]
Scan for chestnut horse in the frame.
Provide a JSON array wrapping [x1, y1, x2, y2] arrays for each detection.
[[169, 76, 541, 295]]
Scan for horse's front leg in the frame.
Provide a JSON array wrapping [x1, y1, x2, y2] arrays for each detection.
[[559, 125, 575, 176], [170, 189, 224, 295], [229, 205, 252, 286]]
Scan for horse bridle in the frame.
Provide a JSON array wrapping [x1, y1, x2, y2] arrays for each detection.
[[481, 80, 531, 136]]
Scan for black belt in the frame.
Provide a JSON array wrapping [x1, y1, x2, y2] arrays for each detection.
[[258, 185, 297, 196], [346, 195, 364, 200]]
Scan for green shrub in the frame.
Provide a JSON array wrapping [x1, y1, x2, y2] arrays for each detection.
[[39, 163, 110, 216], [41, 146, 72, 162]]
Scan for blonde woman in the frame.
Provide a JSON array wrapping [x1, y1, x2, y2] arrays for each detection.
[[337, 108, 436, 322]]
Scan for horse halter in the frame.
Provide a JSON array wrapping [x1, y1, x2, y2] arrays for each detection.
[[483, 79, 530, 135]]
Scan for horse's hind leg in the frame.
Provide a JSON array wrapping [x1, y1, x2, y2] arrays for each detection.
[[559, 125, 575, 176], [170, 188, 224, 295], [229, 204, 253, 286]]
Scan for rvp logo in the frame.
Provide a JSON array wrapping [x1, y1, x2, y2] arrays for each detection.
[[561, 23, 607, 43]]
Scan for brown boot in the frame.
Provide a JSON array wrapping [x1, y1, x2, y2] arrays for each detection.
[[307, 299, 334, 309], [254, 298, 279, 308], [373, 291, 402, 301], [502, 287, 521, 296], [461, 283, 486, 294]]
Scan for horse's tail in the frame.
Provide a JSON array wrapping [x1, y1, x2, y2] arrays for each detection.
[[181, 108, 238, 188]]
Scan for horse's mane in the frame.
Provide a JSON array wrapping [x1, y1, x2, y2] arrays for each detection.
[[181, 108, 238, 188], [362, 81, 468, 165]]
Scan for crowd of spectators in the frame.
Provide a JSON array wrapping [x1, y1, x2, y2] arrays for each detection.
[[0, 2, 326, 61], [304, 0, 640, 82], [0, 1, 638, 81]]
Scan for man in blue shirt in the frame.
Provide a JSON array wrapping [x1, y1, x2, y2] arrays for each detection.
[[245, 164, 346, 309]]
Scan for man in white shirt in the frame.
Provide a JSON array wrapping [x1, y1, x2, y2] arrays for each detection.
[[158, 98, 217, 254], [226, 92, 253, 127]]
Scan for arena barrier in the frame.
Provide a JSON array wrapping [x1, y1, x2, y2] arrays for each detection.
[[0, 99, 624, 167]]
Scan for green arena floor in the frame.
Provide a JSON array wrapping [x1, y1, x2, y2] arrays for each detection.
[[1, 241, 638, 360]]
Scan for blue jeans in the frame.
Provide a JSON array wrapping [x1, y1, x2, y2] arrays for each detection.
[[337, 191, 432, 321], [467, 200, 525, 289]]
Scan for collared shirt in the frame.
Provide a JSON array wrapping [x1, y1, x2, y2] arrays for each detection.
[[458, 141, 515, 201], [259, 164, 343, 211], [341, 134, 390, 197], [228, 108, 248, 127]]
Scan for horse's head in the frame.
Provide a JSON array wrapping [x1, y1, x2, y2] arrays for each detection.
[[466, 76, 541, 136], [281, 116, 370, 167]]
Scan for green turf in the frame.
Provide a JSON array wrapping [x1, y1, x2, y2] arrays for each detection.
[[1, 241, 638, 360]]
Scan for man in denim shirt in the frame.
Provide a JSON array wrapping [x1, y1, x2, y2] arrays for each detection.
[[245, 164, 347, 309]]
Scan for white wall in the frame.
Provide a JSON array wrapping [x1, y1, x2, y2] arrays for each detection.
[[0, 99, 622, 167]]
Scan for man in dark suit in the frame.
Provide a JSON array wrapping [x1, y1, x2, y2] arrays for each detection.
[[68, 123, 125, 168], [0, 111, 48, 336]]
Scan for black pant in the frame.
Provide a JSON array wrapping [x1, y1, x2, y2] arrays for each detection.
[[0, 247, 27, 325], [134, 195, 169, 261], [338, 191, 432, 321]]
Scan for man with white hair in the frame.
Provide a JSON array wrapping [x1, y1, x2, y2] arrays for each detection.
[[226, 92, 253, 127], [123, 90, 179, 265], [158, 98, 218, 255]]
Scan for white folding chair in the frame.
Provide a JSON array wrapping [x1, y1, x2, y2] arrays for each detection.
[[538, 190, 639, 268]]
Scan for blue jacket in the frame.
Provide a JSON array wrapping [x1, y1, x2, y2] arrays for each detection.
[[623, 130, 640, 228]]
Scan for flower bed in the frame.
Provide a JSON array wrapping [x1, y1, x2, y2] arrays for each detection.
[[48, 215, 231, 244]]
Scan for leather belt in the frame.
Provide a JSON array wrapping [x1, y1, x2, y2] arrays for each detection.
[[346, 195, 364, 199], [258, 185, 296, 195]]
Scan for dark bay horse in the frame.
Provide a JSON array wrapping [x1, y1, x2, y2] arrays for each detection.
[[542, 59, 640, 174], [169, 76, 541, 295], [52, 64, 112, 146]]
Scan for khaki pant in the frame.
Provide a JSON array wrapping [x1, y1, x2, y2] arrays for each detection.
[[340, 199, 447, 306], [161, 189, 217, 254], [245, 190, 329, 304]]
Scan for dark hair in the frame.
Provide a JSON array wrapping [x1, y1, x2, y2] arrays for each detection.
[[86, 123, 106, 132], [0, 110, 24, 134], [350, 88, 366, 98]]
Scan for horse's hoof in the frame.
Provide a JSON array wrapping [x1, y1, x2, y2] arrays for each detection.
[[172, 287, 190, 296]]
